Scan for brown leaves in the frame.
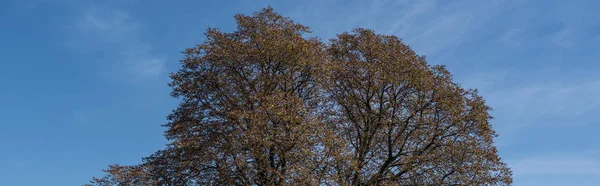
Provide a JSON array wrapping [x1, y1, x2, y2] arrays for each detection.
[[89, 7, 512, 186]]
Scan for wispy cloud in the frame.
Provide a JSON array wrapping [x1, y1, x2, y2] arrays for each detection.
[[511, 150, 600, 185], [513, 154, 600, 176], [385, 0, 436, 35], [288, 0, 529, 62], [286, 0, 600, 129], [483, 75, 600, 129], [548, 27, 577, 48], [496, 28, 527, 48], [123, 44, 166, 82], [76, 8, 137, 38], [73, 5, 165, 83], [392, 0, 528, 61], [454, 66, 600, 132]]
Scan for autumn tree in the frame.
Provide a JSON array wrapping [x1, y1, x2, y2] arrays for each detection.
[[323, 29, 511, 185], [88, 7, 512, 186]]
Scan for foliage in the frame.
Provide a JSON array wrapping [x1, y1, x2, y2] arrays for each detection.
[[87, 7, 511, 186]]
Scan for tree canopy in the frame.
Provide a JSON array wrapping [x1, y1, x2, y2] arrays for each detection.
[[87, 7, 512, 186]]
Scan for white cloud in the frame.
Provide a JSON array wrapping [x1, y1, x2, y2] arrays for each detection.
[[514, 157, 600, 176], [548, 27, 577, 48], [459, 70, 600, 130], [490, 79, 600, 117], [496, 28, 526, 48], [385, 0, 436, 35], [123, 44, 166, 82], [511, 150, 600, 185], [78, 9, 132, 32], [74, 5, 164, 82], [287, 0, 599, 130], [290, 0, 528, 62]]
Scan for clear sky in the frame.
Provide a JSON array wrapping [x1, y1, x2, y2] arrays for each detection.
[[1, 0, 598, 185]]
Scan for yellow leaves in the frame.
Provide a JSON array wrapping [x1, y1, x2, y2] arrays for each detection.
[[324, 26, 510, 185], [91, 7, 510, 186]]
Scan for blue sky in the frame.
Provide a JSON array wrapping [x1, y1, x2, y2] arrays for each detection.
[[1, 0, 598, 185]]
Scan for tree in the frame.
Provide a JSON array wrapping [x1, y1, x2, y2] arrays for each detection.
[[323, 29, 511, 185], [87, 7, 512, 186]]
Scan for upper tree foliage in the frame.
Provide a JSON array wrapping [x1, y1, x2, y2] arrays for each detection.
[[87, 7, 512, 186]]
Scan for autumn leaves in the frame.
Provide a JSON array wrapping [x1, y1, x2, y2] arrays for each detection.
[[89, 7, 511, 186]]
